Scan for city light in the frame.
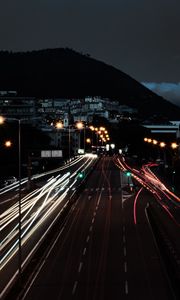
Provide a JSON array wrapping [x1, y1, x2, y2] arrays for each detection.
[[86, 138, 91, 143], [160, 142, 166, 148], [5, 140, 12, 147], [78, 171, 84, 179], [0, 115, 5, 124], [55, 121, 63, 129], [171, 142, 178, 149], [76, 121, 84, 130]]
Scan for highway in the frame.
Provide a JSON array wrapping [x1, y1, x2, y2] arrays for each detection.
[[0, 154, 97, 298], [16, 156, 171, 300]]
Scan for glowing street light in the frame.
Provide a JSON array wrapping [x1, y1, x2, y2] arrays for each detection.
[[0, 115, 5, 124], [76, 121, 84, 130], [0, 115, 40, 284], [171, 142, 178, 149], [5, 140, 12, 147], [86, 138, 91, 144], [160, 142, 166, 148], [55, 121, 63, 129], [153, 139, 158, 145]]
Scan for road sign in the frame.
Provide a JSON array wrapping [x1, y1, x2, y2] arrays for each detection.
[[41, 150, 51, 158], [41, 150, 63, 158], [52, 150, 62, 157]]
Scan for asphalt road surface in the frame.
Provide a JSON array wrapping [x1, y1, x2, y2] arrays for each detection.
[[18, 156, 171, 300]]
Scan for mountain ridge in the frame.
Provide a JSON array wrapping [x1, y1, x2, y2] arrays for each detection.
[[0, 48, 179, 119]]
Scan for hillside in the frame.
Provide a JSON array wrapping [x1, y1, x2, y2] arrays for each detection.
[[0, 48, 179, 118]]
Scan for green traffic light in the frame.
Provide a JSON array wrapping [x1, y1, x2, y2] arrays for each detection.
[[126, 171, 131, 177], [78, 172, 84, 179]]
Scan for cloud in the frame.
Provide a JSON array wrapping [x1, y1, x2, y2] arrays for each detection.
[[142, 82, 180, 107]]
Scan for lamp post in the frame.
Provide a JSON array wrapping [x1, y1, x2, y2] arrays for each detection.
[[18, 119, 22, 282], [0, 116, 40, 284], [0, 117, 23, 282], [76, 121, 85, 154], [55, 121, 84, 193]]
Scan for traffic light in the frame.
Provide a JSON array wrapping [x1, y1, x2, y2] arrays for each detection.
[[126, 171, 131, 177], [78, 172, 84, 179]]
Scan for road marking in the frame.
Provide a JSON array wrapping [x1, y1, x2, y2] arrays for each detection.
[[124, 261, 127, 273], [86, 235, 90, 243], [93, 212, 96, 216], [123, 246, 127, 257], [125, 281, 128, 294], [78, 262, 83, 273], [72, 281, 78, 295], [123, 235, 126, 244], [89, 225, 93, 232], [92, 217, 95, 224], [83, 247, 87, 256]]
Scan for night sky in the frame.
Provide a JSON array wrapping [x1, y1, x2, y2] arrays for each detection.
[[0, 0, 180, 105]]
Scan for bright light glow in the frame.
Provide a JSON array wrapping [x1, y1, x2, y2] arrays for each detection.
[[55, 121, 63, 129], [144, 137, 148, 142], [76, 121, 84, 129], [86, 138, 91, 143], [106, 144, 110, 151], [147, 138, 152, 143], [171, 142, 178, 149], [153, 139, 158, 145], [5, 140, 12, 147], [110, 144, 115, 149], [160, 142, 166, 148], [78, 148, 85, 154], [0, 115, 5, 124], [85, 153, 98, 158]]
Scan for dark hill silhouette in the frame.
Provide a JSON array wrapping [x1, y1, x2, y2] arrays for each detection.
[[0, 48, 179, 118]]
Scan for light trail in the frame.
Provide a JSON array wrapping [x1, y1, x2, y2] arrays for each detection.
[[0, 155, 85, 196], [114, 155, 180, 227], [1, 155, 97, 272], [133, 187, 143, 225]]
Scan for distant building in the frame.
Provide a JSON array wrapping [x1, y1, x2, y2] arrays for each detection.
[[143, 123, 179, 135], [0, 97, 37, 122]]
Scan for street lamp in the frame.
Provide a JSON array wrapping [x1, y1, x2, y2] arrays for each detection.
[[171, 142, 178, 149], [76, 121, 85, 154], [5, 140, 12, 147], [0, 116, 40, 284], [0, 117, 22, 282]]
